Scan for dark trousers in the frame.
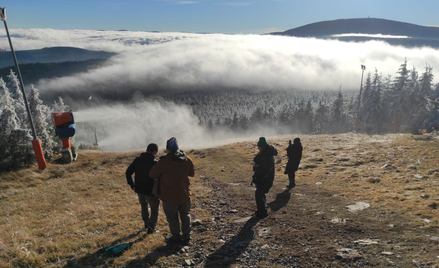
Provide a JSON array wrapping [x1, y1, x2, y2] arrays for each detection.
[[288, 172, 296, 185], [163, 200, 191, 240], [138, 193, 160, 230], [255, 185, 267, 213]]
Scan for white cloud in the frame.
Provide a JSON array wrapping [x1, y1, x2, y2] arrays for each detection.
[[74, 100, 207, 151], [331, 33, 410, 39], [3, 28, 437, 151], [74, 99, 281, 151], [1, 28, 438, 96]]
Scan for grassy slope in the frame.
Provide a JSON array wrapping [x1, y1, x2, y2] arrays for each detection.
[[0, 133, 438, 267]]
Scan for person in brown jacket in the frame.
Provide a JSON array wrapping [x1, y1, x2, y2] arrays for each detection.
[[149, 137, 195, 244]]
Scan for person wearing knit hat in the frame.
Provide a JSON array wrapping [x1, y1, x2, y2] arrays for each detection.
[[166, 137, 179, 152], [252, 137, 278, 219], [150, 137, 195, 244], [257, 137, 269, 148]]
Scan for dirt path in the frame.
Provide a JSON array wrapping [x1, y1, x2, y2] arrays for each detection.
[[180, 175, 437, 267]]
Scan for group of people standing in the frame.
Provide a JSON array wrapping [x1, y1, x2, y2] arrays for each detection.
[[126, 137, 194, 244], [252, 137, 302, 218], [125, 136, 302, 244]]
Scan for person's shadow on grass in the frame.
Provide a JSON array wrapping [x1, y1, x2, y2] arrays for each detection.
[[204, 216, 260, 267], [124, 242, 182, 268], [268, 187, 292, 212], [62, 230, 146, 268]]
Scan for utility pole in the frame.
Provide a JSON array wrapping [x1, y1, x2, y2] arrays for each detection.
[[1, 7, 47, 170]]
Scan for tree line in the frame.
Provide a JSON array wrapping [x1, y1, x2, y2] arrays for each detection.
[[162, 59, 438, 135], [0, 70, 68, 171], [1, 59, 438, 171]]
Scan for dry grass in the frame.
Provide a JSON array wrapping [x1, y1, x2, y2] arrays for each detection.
[[0, 133, 438, 267]]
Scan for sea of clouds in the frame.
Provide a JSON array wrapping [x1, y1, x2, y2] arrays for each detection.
[[1, 29, 439, 150]]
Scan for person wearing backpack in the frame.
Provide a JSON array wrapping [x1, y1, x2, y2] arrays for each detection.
[[126, 143, 160, 234], [285, 138, 303, 188], [252, 137, 278, 219]]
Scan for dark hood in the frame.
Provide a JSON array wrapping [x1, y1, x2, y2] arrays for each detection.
[[167, 151, 187, 162]]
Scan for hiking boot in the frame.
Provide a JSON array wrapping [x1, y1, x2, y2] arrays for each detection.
[[255, 211, 268, 219], [165, 236, 183, 244], [287, 183, 296, 188], [182, 238, 192, 245], [147, 228, 155, 234]]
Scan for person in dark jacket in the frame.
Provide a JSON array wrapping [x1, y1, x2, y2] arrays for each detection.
[[252, 137, 278, 219], [126, 143, 159, 234], [284, 138, 303, 188]]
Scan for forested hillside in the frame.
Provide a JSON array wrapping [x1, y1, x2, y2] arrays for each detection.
[[1, 58, 439, 170], [0, 59, 110, 86], [0, 47, 115, 68], [270, 18, 439, 49], [157, 59, 439, 135]]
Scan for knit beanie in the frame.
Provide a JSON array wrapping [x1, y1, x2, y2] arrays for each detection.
[[166, 137, 179, 151], [257, 137, 269, 147]]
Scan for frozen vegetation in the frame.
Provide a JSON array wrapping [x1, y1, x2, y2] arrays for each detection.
[[1, 58, 439, 169]]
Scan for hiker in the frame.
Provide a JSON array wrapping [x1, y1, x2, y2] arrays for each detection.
[[284, 138, 303, 188], [125, 143, 160, 234], [149, 137, 195, 244], [252, 137, 278, 219]]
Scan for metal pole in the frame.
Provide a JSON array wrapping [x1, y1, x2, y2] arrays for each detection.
[[1, 8, 37, 140], [2, 8, 47, 170], [358, 64, 366, 117]]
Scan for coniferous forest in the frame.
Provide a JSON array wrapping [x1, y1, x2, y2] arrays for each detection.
[[1, 59, 438, 171]]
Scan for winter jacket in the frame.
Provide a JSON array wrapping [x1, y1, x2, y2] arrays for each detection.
[[253, 145, 278, 193], [125, 152, 157, 196], [285, 142, 303, 174], [149, 151, 195, 207]]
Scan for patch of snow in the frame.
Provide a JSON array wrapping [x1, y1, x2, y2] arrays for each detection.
[[345, 202, 370, 212], [355, 239, 379, 245], [331, 218, 347, 224]]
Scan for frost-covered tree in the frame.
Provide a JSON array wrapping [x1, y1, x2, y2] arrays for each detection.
[[313, 101, 328, 134], [416, 65, 437, 129], [359, 70, 383, 133], [386, 59, 412, 131], [278, 104, 294, 133], [238, 114, 250, 131], [6, 70, 28, 127], [0, 77, 33, 171], [249, 107, 264, 127], [328, 90, 350, 133], [51, 96, 69, 112], [419, 64, 434, 95], [303, 100, 314, 134], [28, 84, 54, 158]]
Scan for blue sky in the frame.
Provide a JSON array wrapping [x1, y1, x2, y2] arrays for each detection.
[[2, 0, 439, 34]]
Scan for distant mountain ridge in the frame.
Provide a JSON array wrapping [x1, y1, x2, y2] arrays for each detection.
[[270, 18, 439, 40], [0, 46, 116, 68]]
